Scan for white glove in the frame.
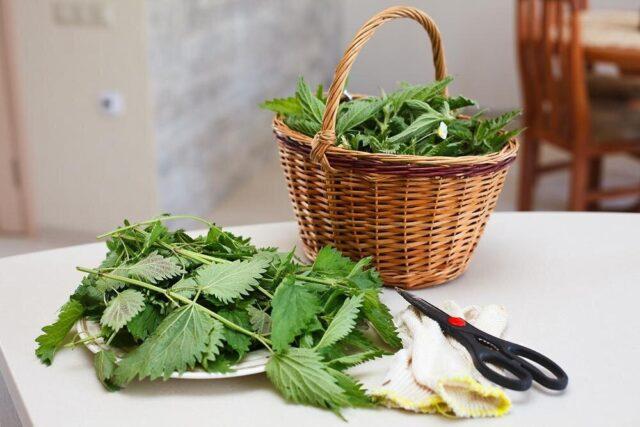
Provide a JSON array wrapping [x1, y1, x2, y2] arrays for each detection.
[[369, 301, 511, 418]]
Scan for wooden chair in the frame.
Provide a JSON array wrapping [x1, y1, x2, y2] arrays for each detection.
[[516, 0, 640, 211]]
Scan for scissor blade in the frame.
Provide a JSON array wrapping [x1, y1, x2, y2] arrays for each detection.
[[394, 288, 450, 321]]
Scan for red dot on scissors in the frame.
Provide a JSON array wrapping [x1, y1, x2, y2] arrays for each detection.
[[448, 316, 466, 327]]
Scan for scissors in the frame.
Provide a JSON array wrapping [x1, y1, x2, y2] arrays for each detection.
[[396, 288, 568, 391]]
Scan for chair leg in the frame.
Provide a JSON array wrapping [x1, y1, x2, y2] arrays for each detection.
[[587, 158, 602, 210], [517, 134, 539, 211], [569, 152, 590, 211]]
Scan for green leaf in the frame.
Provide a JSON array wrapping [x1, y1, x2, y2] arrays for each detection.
[[387, 109, 449, 145], [271, 277, 321, 351], [283, 115, 321, 136], [202, 356, 234, 374], [95, 271, 126, 293], [196, 258, 268, 303], [36, 300, 84, 365], [125, 252, 185, 284], [218, 309, 252, 359], [336, 98, 386, 135], [143, 222, 165, 252], [328, 349, 384, 369], [362, 290, 401, 349], [203, 319, 225, 362], [259, 96, 302, 115], [316, 294, 363, 349], [447, 95, 476, 110], [169, 276, 197, 299], [127, 304, 163, 341], [114, 304, 215, 382], [312, 246, 354, 276], [94, 350, 120, 391], [247, 305, 272, 335], [296, 77, 325, 124], [266, 347, 348, 411], [100, 289, 146, 331], [328, 368, 373, 408]]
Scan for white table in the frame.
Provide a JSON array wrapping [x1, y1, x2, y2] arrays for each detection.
[[1, 213, 639, 426]]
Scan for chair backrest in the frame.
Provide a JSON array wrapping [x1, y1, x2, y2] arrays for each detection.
[[516, 0, 589, 146]]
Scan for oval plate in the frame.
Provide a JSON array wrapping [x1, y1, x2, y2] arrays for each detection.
[[76, 318, 269, 379]]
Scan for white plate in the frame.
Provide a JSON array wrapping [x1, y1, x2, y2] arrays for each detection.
[[76, 318, 270, 379]]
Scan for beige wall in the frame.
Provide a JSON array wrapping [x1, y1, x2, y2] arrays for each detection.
[[11, 0, 157, 234], [342, 0, 639, 111]]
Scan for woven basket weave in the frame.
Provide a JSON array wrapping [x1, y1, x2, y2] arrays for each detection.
[[273, 6, 518, 289]]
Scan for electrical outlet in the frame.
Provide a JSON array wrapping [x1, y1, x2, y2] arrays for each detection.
[[52, 1, 113, 27]]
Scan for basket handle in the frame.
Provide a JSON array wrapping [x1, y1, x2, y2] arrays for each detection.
[[310, 6, 448, 171]]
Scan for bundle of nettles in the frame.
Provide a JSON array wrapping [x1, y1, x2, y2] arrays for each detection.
[[261, 77, 522, 156], [35, 215, 400, 415]]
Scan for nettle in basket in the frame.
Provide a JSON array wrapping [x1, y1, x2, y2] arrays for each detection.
[[264, 6, 521, 289], [261, 76, 521, 157]]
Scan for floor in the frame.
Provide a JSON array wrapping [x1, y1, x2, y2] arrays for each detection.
[[0, 146, 638, 258]]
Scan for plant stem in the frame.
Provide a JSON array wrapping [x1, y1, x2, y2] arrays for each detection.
[[97, 215, 214, 239], [256, 285, 273, 299], [76, 267, 272, 351]]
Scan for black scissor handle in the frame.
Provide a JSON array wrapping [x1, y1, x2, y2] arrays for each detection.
[[505, 342, 569, 391], [467, 341, 533, 391]]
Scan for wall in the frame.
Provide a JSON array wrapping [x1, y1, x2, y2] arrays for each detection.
[[11, 0, 158, 234], [147, 0, 342, 217], [341, 0, 638, 111]]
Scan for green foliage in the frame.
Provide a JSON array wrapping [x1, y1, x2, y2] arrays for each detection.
[[115, 304, 216, 382], [35, 300, 84, 365], [36, 215, 401, 417], [94, 350, 120, 391], [261, 76, 521, 156], [196, 258, 268, 303], [316, 294, 363, 349], [127, 304, 162, 341], [266, 347, 349, 412], [100, 289, 145, 331], [247, 305, 271, 335], [270, 277, 321, 351]]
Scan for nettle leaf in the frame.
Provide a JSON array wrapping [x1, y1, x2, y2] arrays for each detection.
[[247, 305, 272, 335], [284, 115, 321, 136], [170, 276, 197, 299], [125, 252, 185, 284], [316, 294, 363, 349], [296, 76, 325, 123], [127, 304, 163, 341], [260, 96, 302, 116], [143, 222, 166, 252], [336, 98, 386, 135], [387, 110, 448, 145], [312, 246, 354, 276], [95, 270, 127, 293], [114, 304, 215, 383], [36, 300, 84, 365], [362, 290, 402, 350], [218, 309, 252, 359], [203, 319, 225, 362], [266, 347, 349, 412], [271, 277, 321, 351], [100, 289, 146, 332], [94, 350, 120, 391], [196, 258, 268, 303], [328, 368, 373, 408], [328, 349, 385, 369]]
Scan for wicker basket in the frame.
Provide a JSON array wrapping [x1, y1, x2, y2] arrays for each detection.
[[273, 6, 518, 289]]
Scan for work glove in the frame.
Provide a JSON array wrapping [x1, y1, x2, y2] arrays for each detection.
[[368, 301, 511, 418]]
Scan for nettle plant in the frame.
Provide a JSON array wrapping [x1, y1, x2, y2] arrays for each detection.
[[262, 77, 522, 157], [36, 215, 401, 415]]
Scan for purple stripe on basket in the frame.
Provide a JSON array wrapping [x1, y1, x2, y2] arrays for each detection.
[[276, 135, 516, 177]]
